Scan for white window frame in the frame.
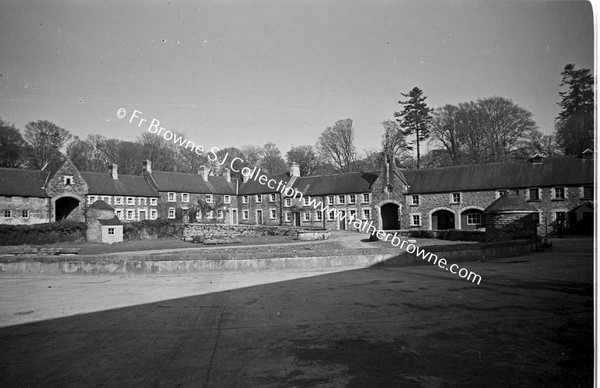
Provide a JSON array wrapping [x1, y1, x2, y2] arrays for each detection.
[[269, 193, 276, 202], [242, 195, 249, 204], [167, 208, 175, 219], [22, 209, 29, 218], [167, 192, 176, 202], [553, 187, 566, 200], [224, 195, 231, 204], [285, 212, 292, 222], [150, 209, 157, 220], [362, 193, 370, 203], [410, 213, 422, 226], [127, 209, 135, 220], [451, 192, 461, 204], [466, 213, 482, 225], [126, 197, 135, 205], [217, 210, 224, 218], [256, 194, 262, 203], [242, 210, 249, 220], [363, 209, 371, 219], [270, 209, 277, 219], [303, 197, 310, 206], [3, 209, 10, 218], [411, 195, 419, 206], [205, 194, 213, 203], [150, 198, 157, 206], [315, 210, 323, 221], [181, 193, 190, 203], [349, 209, 357, 220], [328, 210, 335, 221], [115, 209, 123, 220], [284, 198, 292, 207], [348, 194, 356, 204], [327, 196, 335, 205], [114, 196, 124, 205], [108, 227, 115, 235], [303, 212, 310, 221], [63, 175, 73, 186], [338, 195, 346, 204], [87, 196, 97, 204]]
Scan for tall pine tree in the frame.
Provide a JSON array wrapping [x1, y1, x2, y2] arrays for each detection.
[[394, 87, 433, 169]]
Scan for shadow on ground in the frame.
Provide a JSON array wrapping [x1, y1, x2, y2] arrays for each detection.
[[0, 239, 593, 387]]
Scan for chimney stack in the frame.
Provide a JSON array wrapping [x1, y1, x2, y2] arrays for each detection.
[[290, 162, 300, 177], [109, 163, 118, 180], [142, 160, 152, 174], [198, 165, 209, 181], [223, 168, 231, 183]]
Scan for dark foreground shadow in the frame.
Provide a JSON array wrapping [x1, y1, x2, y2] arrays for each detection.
[[0, 252, 593, 388]]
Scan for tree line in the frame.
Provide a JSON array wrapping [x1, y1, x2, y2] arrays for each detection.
[[0, 63, 593, 176]]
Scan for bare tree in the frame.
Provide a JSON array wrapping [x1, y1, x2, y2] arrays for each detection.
[[0, 118, 28, 168], [23, 120, 72, 169], [286, 145, 319, 176], [261, 142, 287, 174], [316, 118, 357, 173]]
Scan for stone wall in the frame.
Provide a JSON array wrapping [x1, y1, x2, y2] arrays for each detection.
[[182, 224, 297, 239], [239, 193, 283, 226], [46, 159, 88, 222], [0, 196, 50, 225], [484, 212, 538, 242]]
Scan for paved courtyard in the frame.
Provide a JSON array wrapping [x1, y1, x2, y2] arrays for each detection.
[[0, 238, 593, 387]]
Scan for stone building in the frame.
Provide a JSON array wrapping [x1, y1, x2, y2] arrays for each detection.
[[483, 192, 539, 242], [86, 200, 123, 244]]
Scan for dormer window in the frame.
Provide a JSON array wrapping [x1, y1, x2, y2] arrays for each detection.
[[63, 175, 73, 186]]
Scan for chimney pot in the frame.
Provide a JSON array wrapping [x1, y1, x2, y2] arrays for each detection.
[[110, 163, 118, 180], [290, 162, 300, 177], [198, 165, 209, 181], [143, 160, 152, 174], [223, 168, 231, 183]]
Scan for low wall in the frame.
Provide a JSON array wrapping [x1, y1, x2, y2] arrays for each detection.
[[182, 224, 297, 239], [0, 240, 536, 275]]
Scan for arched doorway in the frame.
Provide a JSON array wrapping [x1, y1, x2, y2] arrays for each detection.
[[381, 203, 400, 230], [460, 208, 483, 230], [432, 209, 455, 230], [55, 196, 80, 221]]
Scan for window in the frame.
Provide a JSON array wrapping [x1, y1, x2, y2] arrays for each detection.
[[127, 210, 135, 220], [242, 210, 249, 220], [168, 208, 175, 219], [285, 212, 292, 222], [466, 213, 482, 225], [206, 210, 214, 219], [495, 190, 507, 199], [3, 209, 11, 218], [411, 195, 419, 206], [181, 193, 189, 203], [583, 186, 593, 199], [150, 198, 157, 206], [338, 195, 346, 204], [362, 194, 370, 203], [349, 209, 357, 220], [451, 193, 461, 203], [126, 197, 135, 205], [224, 195, 231, 204], [327, 196, 335, 205], [270, 209, 277, 219], [303, 197, 310, 206], [206, 194, 213, 203], [22, 210, 29, 218], [328, 211, 335, 221], [114, 197, 123, 205], [103, 196, 111, 204], [528, 188, 540, 201], [195, 210, 202, 220], [256, 194, 262, 203], [553, 187, 565, 200], [555, 211, 566, 226], [411, 214, 421, 226], [63, 175, 73, 186], [533, 212, 542, 225], [108, 228, 115, 235], [315, 211, 323, 221], [87, 196, 97, 204], [150, 209, 157, 220], [284, 198, 292, 207], [167, 192, 176, 202], [303, 212, 310, 221], [217, 210, 224, 218], [269, 193, 276, 202], [348, 194, 356, 204], [363, 209, 371, 219], [115, 210, 123, 220], [242, 195, 249, 204]]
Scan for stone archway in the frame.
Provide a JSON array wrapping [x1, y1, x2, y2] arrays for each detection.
[[380, 203, 400, 230], [431, 209, 455, 230], [55, 196, 82, 221]]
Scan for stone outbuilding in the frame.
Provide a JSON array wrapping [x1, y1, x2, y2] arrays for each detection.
[[86, 200, 123, 244], [483, 192, 539, 242]]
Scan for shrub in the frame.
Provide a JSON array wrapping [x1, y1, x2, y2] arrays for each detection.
[[123, 219, 184, 240], [0, 221, 86, 246]]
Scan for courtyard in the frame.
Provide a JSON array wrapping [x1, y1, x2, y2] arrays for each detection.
[[0, 238, 593, 387]]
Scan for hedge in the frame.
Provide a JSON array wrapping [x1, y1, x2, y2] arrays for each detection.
[[123, 219, 185, 240], [408, 229, 486, 242], [0, 221, 86, 246]]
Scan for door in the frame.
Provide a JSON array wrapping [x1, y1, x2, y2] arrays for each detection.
[[232, 209, 238, 225], [256, 210, 263, 225], [339, 210, 346, 230], [294, 212, 301, 227], [139, 210, 147, 221]]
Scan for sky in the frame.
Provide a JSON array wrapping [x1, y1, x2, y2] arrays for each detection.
[[0, 0, 594, 157]]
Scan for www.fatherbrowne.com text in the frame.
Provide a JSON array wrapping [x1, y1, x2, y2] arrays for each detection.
[[118, 108, 482, 285]]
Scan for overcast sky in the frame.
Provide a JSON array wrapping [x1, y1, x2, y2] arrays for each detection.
[[0, 0, 594, 157]]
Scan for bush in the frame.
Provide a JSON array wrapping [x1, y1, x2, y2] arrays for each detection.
[[0, 221, 86, 246], [123, 219, 185, 240]]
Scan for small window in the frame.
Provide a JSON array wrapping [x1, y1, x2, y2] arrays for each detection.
[[303, 197, 310, 206], [3, 210, 11, 218], [63, 175, 73, 186], [285, 212, 292, 222], [168, 208, 175, 219], [22, 210, 29, 218], [150, 198, 157, 206], [181, 193, 189, 203], [269, 193, 276, 202], [127, 210, 135, 220], [583, 186, 593, 199], [224, 195, 231, 204], [451, 193, 461, 203], [553, 187, 565, 199], [206, 194, 213, 203], [466, 213, 482, 225], [411, 214, 421, 226], [270, 209, 277, 219], [327, 196, 335, 205], [349, 209, 357, 220], [242, 195, 249, 204], [242, 210, 249, 220], [284, 198, 292, 207], [195, 210, 202, 220], [108, 228, 115, 235], [167, 192, 176, 202], [206, 210, 214, 219], [315, 211, 323, 221], [338, 195, 346, 204], [87, 196, 97, 204], [528, 189, 540, 201], [256, 194, 262, 203], [126, 197, 135, 205], [411, 195, 419, 206], [328, 211, 335, 221], [150, 209, 157, 220], [217, 210, 224, 218], [115, 197, 124, 205], [115, 210, 123, 220], [555, 211, 566, 225], [363, 209, 371, 219], [348, 194, 356, 204], [303, 212, 310, 221], [362, 194, 370, 203]]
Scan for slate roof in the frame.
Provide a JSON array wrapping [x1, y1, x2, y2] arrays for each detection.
[[151, 171, 237, 194], [98, 216, 123, 226], [293, 172, 379, 196], [81, 172, 158, 197], [0, 168, 49, 197], [238, 173, 292, 194], [403, 156, 594, 194], [88, 199, 114, 211], [483, 193, 539, 213]]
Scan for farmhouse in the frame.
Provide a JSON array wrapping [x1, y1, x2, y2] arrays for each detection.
[[0, 150, 594, 235]]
